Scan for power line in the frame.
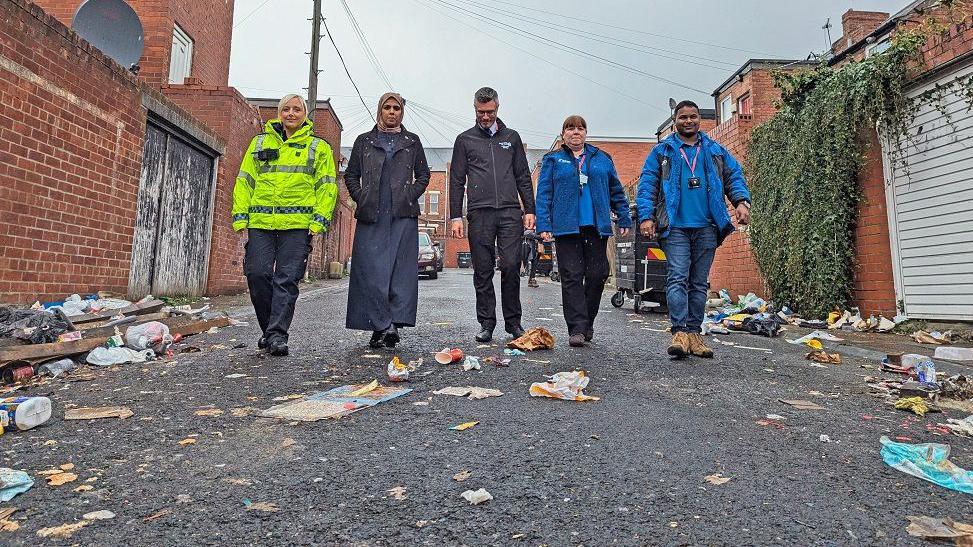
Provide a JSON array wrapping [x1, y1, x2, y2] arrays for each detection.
[[322, 18, 375, 124], [426, 0, 712, 95], [446, 0, 739, 70], [233, 0, 272, 29], [410, 0, 664, 112], [483, 0, 773, 56]]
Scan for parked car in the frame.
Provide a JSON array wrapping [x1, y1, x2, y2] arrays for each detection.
[[457, 251, 472, 268], [433, 240, 444, 272], [418, 232, 438, 279]]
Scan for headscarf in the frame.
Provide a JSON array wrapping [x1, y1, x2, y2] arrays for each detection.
[[376, 92, 405, 133]]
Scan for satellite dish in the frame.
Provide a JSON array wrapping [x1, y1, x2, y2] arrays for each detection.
[[668, 98, 677, 110], [72, 0, 144, 71]]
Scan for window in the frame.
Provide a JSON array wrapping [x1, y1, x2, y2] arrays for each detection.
[[418, 192, 426, 214], [737, 93, 752, 116], [168, 24, 194, 84], [719, 95, 733, 123], [428, 192, 440, 215], [866, 38, 892, 57]]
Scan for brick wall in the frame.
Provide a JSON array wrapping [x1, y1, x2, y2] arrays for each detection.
[[586, 140, 655, 197], [33, 0, 233, 87], [833, 10, 890, 55], [159, 83, 261, 294], [0, 0, 223, 303]]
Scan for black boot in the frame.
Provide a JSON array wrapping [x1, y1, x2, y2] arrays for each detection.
[[369, 331, 385, 348], [475, 326, 493, 343], [269, 340, 289, 356], [508, 325, 526, 339], [383, 325, 400, 348], [257, 337, 269, 350]]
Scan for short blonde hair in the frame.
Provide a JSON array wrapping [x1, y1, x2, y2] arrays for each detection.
[[278, 94, 307, 118]]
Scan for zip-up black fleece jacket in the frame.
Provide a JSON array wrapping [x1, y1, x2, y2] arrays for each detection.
[[448, 119, 536, 219]]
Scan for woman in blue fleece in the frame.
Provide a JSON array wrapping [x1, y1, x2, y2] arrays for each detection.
[[536, 115, 633, 347]]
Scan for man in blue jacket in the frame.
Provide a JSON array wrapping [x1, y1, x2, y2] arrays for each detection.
[[636, 100, 752, 359]]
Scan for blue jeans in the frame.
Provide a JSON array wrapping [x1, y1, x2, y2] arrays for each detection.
[[660, 226, 717, 334]]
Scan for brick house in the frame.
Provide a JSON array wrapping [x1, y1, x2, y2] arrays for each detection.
[[0, 0, 271, 303], [700, 2, 973, 321], [251, 98, 348, 276]]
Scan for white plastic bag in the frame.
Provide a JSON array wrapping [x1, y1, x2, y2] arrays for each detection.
[[124, 321, 172, 354], [86, 346, 154, 366]]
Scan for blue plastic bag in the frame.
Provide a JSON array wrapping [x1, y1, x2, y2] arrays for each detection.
[[0, 468, 33, 502], [880, 436, 973, 494]]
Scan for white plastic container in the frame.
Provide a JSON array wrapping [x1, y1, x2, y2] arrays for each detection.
[[935, 346, 973, 362], [0, 396, 52, 431]]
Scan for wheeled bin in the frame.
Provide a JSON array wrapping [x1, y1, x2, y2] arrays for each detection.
[[611, 207, 667, 313]]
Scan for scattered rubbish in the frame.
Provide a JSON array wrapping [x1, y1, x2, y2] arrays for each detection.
[[37, 521, 89, 539], [453, 470, 472, 482], [125, 321, 172, 354], [914, 330, 953, 345], [451, 421, 479, 431], [179, 346, 201, 353], [433, 386, 503, 400], [435, 348, 464, 365], [880, 436, 973, 494], [766, 414, 785, 421], [143, 508, 172, 522], [37, 358, 77, 378], [461, 488, 493, 505], [939, 416, 973, 438], [44, 472, 77, 486], [0, 468, 33, 501], [223, 478, 253, 486], [281, 438, 296, 448], [905, 515, 973, 542], [243, 500, 279, 512], [194, 408, 224, 417], [917, 358, 937, 384], [86, 346, 154, 367], [529, 371, 600, 402], [820, 435, 832, 443], [483, 356, 511, 367], [935, 346, 973, 362], [82, 510, 115, 520], [756, 419, 785, 429], [779, 399, 825, 411], [0, 507, 18, 532], [877, 316, 897, 332], [507, 327, 555, 351], [895, 397, 930, 417], [272, 394, 305, 402], [0, 396, 52, 433], [178, 438, 197, 446], [941, 375, 973, 401], [504, 349, 526, 356], [64, 406, 134, 420], [361, 354, 382, 359], [387, 356, 411, 382], [225, 373, 247, 379], [789, 331, 843, 345], [259, 383, 412, 422], [462, 356, 481, 371], [0, 305, 72, 344], [704, 473, 731, 485], [388, 486, 407, 500], [806, 351, 841, 364], [524, 358, 551, 364]]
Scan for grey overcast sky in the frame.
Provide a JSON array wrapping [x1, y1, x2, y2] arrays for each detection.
[[228, 0, 902, 148]]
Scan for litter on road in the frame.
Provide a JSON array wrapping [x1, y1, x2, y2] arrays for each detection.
[[64, 406, 134, 420], [704, 473, 731, 485], [880, 436, 973, 494], [894, 396, 930, 417], [529, 371, 599, 402], [905, 515, 973, 541], [450, 421, 479, 431], [779, 399, 825, 411], [461, 488, 493, 505], [259, 383, 412, 422], [453, 470, 472, 482], [0, 468, 33, 501], [507, 327, 555, 351], [433, 386, 503, 400]]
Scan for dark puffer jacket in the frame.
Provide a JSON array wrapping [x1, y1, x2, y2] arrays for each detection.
[[344, 126, 431, 223]]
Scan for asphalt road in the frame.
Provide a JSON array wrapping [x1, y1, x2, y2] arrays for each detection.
[[4, 270, 973, 545]]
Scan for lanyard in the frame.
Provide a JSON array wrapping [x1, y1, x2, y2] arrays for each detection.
[[679, 144, 701, 177], [576, 153, 586, 173]]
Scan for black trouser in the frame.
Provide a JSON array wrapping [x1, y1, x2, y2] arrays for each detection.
[[244, 228, 312, 344], [523, 242, 538, 279], [555, 227, 609, 336], [468, 208, 523, 333]]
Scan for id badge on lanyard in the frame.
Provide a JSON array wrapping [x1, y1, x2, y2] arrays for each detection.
[[578, 154, 588, 188], [680, 144, 702, 190]]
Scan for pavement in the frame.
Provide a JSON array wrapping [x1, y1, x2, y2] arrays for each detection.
[[3, 270, 973, 545]]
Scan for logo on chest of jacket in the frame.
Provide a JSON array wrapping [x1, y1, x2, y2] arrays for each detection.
[[499, 141, 512, 150], [557, 158, 572, 164]]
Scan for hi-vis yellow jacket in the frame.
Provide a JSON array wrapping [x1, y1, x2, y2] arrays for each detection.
[[232, 119, 337, 233]]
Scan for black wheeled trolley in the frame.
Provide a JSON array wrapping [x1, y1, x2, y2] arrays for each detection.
[[612, 207, 668, 313]]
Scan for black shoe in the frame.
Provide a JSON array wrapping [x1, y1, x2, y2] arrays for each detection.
[[508, 325, 526, 339], [369, 331, 385, 348], [475, 328, 493, 343], [383, 326, 400, 348], [257, 337, 269, 350], [569, 334, 586, 347], [584, 329, 594, 342], [269, 341, 289, 356]]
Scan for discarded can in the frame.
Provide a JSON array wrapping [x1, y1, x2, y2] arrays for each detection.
[[1, 362, 34, 384], [0, 396, 52, 433]]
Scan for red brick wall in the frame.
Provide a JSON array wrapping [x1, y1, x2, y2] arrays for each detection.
[[0, 0, 221, 303], [586, 141, 655, 196], [833, 10, 890, 55], [159, 83, 261, 294], [32, 0, 234, 87], [853, 131, 896, 316]]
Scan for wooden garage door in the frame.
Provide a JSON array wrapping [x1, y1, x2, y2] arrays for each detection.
[[886, 61, 973, 320], [129, 119, 217, 298]]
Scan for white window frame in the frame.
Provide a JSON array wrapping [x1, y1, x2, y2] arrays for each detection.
[[428, 191, 440, 215], [168, 24, 194, 84], [719, 95, 733, 123], [866, 38, 892, 57], [418, 191, 426, 214]]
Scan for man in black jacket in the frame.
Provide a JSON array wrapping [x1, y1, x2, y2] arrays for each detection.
[[449, 87, 535, 342]]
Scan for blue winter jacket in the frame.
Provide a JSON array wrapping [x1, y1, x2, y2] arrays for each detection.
[[535, 143, 633, 237], [636, 132, 751, 245]]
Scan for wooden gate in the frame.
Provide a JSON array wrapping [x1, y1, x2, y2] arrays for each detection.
[[129, 117, 217, 298]]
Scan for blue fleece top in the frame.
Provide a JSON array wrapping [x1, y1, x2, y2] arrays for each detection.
[[577, 153, 595, 227], [673, 141, 712, 228]]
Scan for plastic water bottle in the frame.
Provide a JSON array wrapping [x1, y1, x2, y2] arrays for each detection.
[[0, 396, 52, 432], [917, 359, 937, 384]]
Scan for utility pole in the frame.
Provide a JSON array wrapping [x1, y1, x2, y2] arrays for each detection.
[[307, 0, 323, 116]]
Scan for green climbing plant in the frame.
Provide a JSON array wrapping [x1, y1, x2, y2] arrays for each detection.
[[746, 8, 973, 318]]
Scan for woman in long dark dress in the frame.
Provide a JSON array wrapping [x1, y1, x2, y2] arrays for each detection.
[[344, 93, 430, 348]]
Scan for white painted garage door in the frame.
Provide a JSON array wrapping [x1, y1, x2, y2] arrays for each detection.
[[886, 61, 973, 320]]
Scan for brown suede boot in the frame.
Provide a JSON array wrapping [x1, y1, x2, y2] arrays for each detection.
[[688, 333, 714, 358], [667, 332, 690, 358]]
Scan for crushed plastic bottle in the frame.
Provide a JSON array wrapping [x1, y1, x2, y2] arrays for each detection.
[[0, 396, 52, 433]]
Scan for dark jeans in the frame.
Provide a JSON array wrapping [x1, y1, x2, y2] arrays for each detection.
[[244, 228, 312, 344], [555, 227, 609, 336], [523, 242, 538, 279], [468, 208, 523, 333], [660, 226, 717, 334]]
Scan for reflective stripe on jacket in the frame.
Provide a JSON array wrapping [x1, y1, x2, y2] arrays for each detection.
[[232, 118, 338, 233]]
